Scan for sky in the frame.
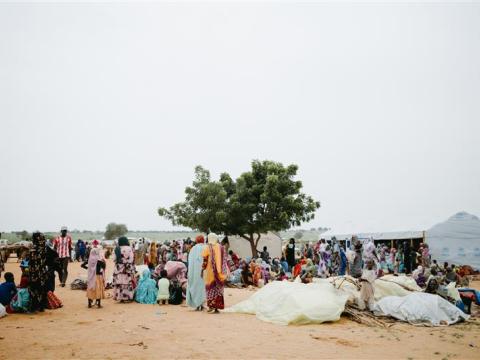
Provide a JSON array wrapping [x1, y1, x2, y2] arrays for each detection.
[[0, 1, 479, 234]]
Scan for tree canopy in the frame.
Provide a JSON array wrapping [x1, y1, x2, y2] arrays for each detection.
[[158, 160, 320, 256], [104, 223, 128, 240]]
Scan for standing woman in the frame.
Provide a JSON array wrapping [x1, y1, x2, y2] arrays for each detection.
[[86, 240, 106, 308], [113, 236, 136, 302], [149, 242, 158, 267], [45, 237, 59, 293], [186, 235, 206, 311], [29, 232, 48, 312], [201, 233, 228, 313], [286, 238, 296, 272]]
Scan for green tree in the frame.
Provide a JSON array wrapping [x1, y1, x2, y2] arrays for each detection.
[[159, 160, 320, 257], [104, 223, 128, 240]]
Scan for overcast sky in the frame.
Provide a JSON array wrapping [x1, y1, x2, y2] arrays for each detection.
[[1, 2, 479, 234]]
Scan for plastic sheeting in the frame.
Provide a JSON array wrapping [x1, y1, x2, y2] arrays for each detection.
[[379, 275, 422, 292], [225, 280, 349, 325], [427, 212, 480, 269], [374, 292, 469, 326], [329, 275, 416, 303]]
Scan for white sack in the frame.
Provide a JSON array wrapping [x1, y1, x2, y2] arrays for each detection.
[[225, 281, 349, 325], [0, 303, 6, 318], [374, 292, 469, 326]]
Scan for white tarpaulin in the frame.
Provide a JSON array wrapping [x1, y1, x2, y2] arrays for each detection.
[[225, 280, 349, 325], [374, 292, 469, 326], [0, 303, 6, 318], [427, 212, 480, 270], [329, 276, 415, 304]]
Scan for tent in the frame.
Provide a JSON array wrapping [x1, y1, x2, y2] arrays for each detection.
[[427, 211, 480, 269], [229, 232, 282, 259]]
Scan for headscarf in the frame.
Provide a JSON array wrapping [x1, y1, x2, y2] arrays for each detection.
[[115, 236, 129, 263], [92, 239, 99, 247], [195, 235, 205, 244], [87, 247, 104, 291], [207, 233, 218, 245]]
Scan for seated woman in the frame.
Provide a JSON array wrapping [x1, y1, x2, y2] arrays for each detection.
[[8, 276, 30, 313], [300, 259, 317, 283], [135, 269, 158, 304], [0, 272, 17, 307]]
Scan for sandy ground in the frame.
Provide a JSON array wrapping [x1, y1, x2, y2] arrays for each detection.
[[1, 259, 479, 360]]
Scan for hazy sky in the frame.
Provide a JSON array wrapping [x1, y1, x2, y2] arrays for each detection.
[[1, 2, 479, 233]]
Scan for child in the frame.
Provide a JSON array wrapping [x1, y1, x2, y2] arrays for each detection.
[[358, 260, 376, 311], [85, 245, 106, 308], [0, 272, 17, 306], [157, 270, 170, 305]]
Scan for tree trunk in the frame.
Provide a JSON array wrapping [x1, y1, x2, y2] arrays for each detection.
[[241, 234, 257, 258]]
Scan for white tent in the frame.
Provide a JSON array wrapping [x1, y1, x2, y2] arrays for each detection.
[[427, 211, 480, 269], [229, 232, 282, 259]]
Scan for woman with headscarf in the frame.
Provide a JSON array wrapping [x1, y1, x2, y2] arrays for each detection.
[[186, 235, 206, 311], [149, 242, 158, 267], [45, 237, 59, 293], [285, 238, 296, 271], [252, 258, 264, 286], [113, 236, 136, 302], [9, 276, 30, 313], [300, 258, 317, 283], [164, 260, 188, 297], [403, 241, 411, 274], [135, 269, 158, 304], [201, 233, 228, 313], [86, 240, 106, 308], [28, 232, 49, 312]]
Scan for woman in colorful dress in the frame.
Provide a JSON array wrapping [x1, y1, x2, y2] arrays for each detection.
[[149, 242, 158, 267], [113, 236, 135, 302], [201, 233, 228, 313]]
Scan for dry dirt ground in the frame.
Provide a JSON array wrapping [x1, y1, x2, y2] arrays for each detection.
[[1, 259, 479, 360]]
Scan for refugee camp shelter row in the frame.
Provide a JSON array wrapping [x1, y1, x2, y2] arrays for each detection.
[[322, 230, 425, 250]]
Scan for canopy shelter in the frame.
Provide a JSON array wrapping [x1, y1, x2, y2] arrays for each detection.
[[426, 211, 480, 269], [321, 230, 425, 250]]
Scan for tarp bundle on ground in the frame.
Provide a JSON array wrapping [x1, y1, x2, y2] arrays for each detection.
[[374, 292, 469, 325], [227, 277, 470, 326], [225, 281, 349, 325], [328, 275, 418, 303]]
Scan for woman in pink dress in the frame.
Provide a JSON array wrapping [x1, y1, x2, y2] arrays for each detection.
[[113, 237, 136, 302]]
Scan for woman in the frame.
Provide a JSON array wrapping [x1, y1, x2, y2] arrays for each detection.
[[252, 258, 264, 286], [29, 232, 48, 312], [285, 238, 296, 271], [149, 243, 158, 267], [9, 276, 30, 313], [135, 269, 158, 304], [45, 238, 59, 293], [113, 236, 136, 302], [186, 235, 206, 310], [86, 241, 106, 308], [201, 233, 228, 313], [164, 260, 188, 297]]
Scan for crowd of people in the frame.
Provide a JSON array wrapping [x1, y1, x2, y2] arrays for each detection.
[[1, 229, 478, 316]]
